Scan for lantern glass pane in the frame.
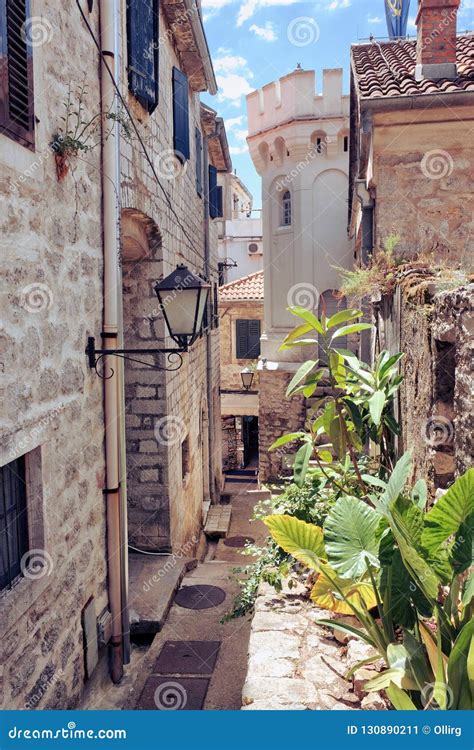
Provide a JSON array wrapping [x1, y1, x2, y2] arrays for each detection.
[[160, 288, 199, 336]]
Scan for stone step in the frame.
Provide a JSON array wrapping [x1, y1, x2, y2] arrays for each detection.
[[128, 552, 197, 634], [204, 504, 232, 538]]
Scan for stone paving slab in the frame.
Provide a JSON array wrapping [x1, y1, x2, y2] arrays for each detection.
[[241, 582, 383, 711], [128, 553, 196, 634]]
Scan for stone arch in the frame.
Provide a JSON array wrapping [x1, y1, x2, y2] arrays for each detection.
[[121, 207, 162, 263], [258, 141, 270, 169], [273, 136, 286, 166], [120, 208, 170, 551]]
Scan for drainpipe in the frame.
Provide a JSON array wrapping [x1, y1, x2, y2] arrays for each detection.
[[99, 0, 123, 683], [203, 134, 216, 503]]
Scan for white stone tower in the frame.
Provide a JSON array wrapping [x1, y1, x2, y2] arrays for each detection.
[[246, 67, 353, 479]]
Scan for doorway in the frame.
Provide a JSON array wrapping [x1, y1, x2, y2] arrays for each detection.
[[242, 416, 259, 468]]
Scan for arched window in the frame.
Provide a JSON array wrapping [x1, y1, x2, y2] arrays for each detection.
[[281, 190, 291, 226]]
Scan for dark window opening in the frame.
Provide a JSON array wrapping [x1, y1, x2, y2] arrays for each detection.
[[218, 262, 226, 286], [127, 0, 159, 114], [181, 436, 190, 482], [343, 135, 349, 152], [0, 0, 35, 147], [1, 455, 29, 592], [236, 319, 261, 359], [281, 190, 291, 226]]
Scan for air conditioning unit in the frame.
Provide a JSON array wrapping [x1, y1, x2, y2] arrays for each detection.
[[248, 242, 262, 255]]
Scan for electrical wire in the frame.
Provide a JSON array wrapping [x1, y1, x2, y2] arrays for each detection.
[[75, 0, 209, 263]]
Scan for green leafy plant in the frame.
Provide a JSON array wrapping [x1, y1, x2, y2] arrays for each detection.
[[264, 457, 474, 710], [270, 306, 403, 488], [52, 79, 131, 180]]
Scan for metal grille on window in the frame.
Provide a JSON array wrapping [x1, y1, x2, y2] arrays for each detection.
[[282, 191, 291, 226], [0, 456, 29, 592], [0, 0, 35, 145]]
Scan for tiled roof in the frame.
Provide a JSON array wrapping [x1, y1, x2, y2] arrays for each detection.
[[351, 34, 474, 100], [219, 270, 264, 302]]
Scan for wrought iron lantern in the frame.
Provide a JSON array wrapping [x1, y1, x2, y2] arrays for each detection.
[[240, 367, 254, 391], [86, 265, 210, 378], [154, 265, 210, 350]]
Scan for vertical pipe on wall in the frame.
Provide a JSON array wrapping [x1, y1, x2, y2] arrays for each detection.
[[203, 133, 217, 503], [99, 0, 123, 683]]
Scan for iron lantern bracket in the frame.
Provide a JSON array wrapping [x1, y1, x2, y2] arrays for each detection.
[[85, 336, 187, 379]]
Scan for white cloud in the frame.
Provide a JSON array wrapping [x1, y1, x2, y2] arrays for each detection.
[[234, 128, 248, 141], [214, 54, 249, 73], [325, 0, 351, 10], [367, 15, 382, 25], [214, 52, 253, 106], [229, 144, 248, 155], [237, 0, 301, 27], [216, 74, 254, 106], [407, 16, 417, 30], [225, 115, 244, 130], [249, 21, 277, 41]]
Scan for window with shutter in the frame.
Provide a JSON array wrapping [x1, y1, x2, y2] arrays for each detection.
[[127, 0, 159, 114], [0, 0, 35, 147], [172, 67, 189, 161], [1, 455, 29, 591], [236, 319, 261, 359], [208, 165, 218, 218], [195, 127, 202, 196]]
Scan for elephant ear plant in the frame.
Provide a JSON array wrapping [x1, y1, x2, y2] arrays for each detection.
[[264, 457, 474, 710], [270, 306, 403, 489]]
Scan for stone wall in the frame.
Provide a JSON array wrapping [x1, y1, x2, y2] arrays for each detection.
[[379, 284, 473, 491], [258, 368, 306, 482], [118, 0, 222, 551], [372, 108, 473, 266], [0, 1, 107, 708], [220, 299, 263, 391]]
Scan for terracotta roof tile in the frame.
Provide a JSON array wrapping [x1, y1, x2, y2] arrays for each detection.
[[218, 270, 264, 302], [351, 34, 474, 101]]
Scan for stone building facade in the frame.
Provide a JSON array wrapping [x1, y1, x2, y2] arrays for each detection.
[[1, 0, 108, 710], [216, 172, 263, 285], [219, 272, 263, 470], [246, 67, 353, 480], [0, 0, 227, 709], [349, 0, 474, 488]]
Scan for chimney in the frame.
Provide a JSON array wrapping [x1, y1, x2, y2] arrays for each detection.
[[415, 0, 460, 81]]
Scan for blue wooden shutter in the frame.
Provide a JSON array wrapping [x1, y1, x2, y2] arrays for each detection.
[[127, 0, 159, 114], [195, 127, 202, 196], [172, 67, 189, 161], [208, 165, 218, 218]]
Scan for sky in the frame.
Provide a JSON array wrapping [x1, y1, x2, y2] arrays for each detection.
[[201, 0, 474, 208]]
